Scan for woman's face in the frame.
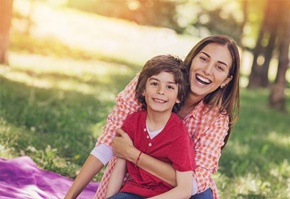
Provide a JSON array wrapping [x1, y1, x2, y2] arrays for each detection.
[[189, 43, 233, 100]]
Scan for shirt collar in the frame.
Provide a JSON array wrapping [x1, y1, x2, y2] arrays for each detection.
[[187, 100, 205, 121], [187, 100, 222, 121]]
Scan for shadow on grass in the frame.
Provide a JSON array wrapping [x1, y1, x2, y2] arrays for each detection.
[[0, 69, 135, 166], [219, 89, 290, 178], [10, 66, 138, 93], [11, 31, 143, 71]]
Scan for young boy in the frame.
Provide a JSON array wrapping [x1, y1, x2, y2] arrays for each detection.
[[105, 55, 196, 199]]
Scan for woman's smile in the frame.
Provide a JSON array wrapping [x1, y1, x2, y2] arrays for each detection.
[[189, 43, 233, 100]]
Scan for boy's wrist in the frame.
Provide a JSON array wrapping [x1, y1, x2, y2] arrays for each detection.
[[128, 147, 140, 163]]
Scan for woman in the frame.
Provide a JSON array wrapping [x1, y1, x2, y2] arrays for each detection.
[[65, 35, 240, 199]]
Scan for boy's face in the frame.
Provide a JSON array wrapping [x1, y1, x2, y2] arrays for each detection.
[[142, 71, 180, 114]]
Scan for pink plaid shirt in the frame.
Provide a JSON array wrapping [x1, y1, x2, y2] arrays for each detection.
[[94, 75, 229, 199]]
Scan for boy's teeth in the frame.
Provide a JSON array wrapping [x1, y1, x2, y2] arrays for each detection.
[[154, 99, 165, 103]]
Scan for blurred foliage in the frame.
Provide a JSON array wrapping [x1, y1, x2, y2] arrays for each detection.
[[65, 0, 266, 47], [67, 0, 181, 31]]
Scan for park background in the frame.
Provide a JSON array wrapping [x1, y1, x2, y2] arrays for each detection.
[[0, 0, 290, 198]]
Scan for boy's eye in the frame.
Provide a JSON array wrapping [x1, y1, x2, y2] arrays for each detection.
[[150, 82, 158, 86], [167, 85, 175, 90]]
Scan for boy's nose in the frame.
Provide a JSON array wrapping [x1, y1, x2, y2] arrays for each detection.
[[157, 87, 165, 95]]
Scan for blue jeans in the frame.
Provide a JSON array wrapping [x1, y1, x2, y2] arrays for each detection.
[[107, 192, 144, 199], [190, 188, 213, 199], [107, 188, 213, 199]]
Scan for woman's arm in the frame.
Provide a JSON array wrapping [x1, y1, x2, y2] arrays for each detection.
[[105, 158, 127, 198], [191, 113, 229, 193], [148, 171, 192, 199], [112, 129, 177, 186], [64, 155, 104, 199]]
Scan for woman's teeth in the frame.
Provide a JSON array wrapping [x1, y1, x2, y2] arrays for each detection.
[[196, 75, 211, 85]]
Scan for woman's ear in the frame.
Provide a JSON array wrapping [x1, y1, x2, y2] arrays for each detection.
[[221, 75, 233, 88]]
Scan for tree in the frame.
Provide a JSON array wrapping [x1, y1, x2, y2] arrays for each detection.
[[268, 0, 290, 111], [247, 0, 280, 89], [67, 0, 181, 31], [0, 0, 13, 65]]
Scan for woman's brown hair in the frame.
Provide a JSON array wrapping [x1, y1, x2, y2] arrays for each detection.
[[184, 35, 240, 148]]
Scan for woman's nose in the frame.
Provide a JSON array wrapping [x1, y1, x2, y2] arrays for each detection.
[[203, 63, 213, 75]]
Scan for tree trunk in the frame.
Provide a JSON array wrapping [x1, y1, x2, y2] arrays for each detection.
[[268, 0, 290, 111], [247, 0, 279, 89], [0, 0, 13, 65], [260, 27, 278, 88], [239, 0, 247, 68]]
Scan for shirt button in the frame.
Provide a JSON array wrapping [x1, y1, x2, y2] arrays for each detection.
[[144, 128, 146, 132], [148, 143, 152, 147], [146, 135, 149, 139]]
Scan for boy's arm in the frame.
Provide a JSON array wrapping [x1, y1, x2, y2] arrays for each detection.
[[64, 155, 104, 199], [147, 170, 192, 199], [105, 158, 127, 198], [113, 129, 177, 186]]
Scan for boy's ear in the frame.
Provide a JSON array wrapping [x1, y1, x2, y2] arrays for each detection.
[[175, 98, 181, 104]]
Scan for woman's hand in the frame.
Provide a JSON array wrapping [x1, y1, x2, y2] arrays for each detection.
[[112, 129, 135, 161], [113, 129, 177, 186]]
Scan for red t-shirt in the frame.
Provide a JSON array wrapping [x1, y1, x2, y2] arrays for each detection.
[[120, 111, 196, 197]]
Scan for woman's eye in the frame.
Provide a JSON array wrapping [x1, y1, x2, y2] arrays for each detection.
[[217, 65, 225, 71], [200, 56, 206, 61]]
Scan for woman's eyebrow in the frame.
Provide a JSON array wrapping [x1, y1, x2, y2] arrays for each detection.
[[201, 52, 229, 67]]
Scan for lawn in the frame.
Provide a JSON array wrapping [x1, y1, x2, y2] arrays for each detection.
[[0, 1, 290, 198]]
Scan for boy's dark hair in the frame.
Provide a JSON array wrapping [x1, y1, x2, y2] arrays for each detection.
[[135, 54, 189, 113]]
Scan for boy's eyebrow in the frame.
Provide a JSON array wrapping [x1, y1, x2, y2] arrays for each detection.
[[201, 52, 229, 67], [149, 77, 177, 84]]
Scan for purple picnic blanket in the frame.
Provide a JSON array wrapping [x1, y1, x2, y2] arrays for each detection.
[[0, 156, 99, 199]]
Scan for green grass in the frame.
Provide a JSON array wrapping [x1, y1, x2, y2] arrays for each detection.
[[1, 1, 290, 198], [1, 69, 289, 197], [215, 89, 290, 199]]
